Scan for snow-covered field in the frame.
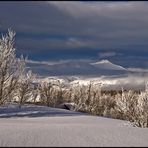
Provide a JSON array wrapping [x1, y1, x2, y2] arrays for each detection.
[[0, 104, 148, 147]]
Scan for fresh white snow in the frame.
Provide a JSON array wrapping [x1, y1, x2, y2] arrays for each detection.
[[0, 103, 148, 147]]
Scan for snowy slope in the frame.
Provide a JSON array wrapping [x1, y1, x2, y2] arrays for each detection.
[[91, 59, 126, 71], [0, 104, 148, 147]]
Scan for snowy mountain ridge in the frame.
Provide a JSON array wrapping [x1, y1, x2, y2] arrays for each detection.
[[91, 59, 126, 71], [28, 59, 127, 76]]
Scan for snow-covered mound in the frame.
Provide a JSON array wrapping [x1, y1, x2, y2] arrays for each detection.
[[0, 103, 148, 147]]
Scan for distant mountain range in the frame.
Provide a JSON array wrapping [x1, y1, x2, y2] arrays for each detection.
[[27, 59, 128, 76], [30, 60, 148, 91]]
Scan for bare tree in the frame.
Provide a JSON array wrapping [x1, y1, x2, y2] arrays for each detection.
[[0, 29, 38, 107], [31, 85, 39, 104], [15, 56, 36, 108], [38, 81, 59, 107], [0, 29, 21, 105]]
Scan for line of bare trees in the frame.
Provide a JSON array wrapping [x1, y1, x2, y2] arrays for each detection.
[[0, 29, 71, 108]]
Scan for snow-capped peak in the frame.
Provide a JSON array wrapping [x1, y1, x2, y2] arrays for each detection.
[[91, 59, 126, 71], [91, 59, 111, 64]]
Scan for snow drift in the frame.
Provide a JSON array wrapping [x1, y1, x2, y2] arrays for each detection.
[[0, 103, 148, 147]]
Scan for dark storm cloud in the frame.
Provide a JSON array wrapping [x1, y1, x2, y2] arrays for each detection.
[[0, 1, 148, 68]]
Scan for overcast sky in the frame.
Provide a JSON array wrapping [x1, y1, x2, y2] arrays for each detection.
[[0, 1, 148, 68]]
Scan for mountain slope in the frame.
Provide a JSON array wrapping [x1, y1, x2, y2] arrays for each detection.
[[91, 60, 126, 71], [28, 60, 127, 76]]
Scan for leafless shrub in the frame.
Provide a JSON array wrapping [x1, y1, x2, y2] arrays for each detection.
[[113, 87, 148, 128], [64, 82, 148, 128], [38, 81, 61, 107], [16, 72, 36, 108]]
